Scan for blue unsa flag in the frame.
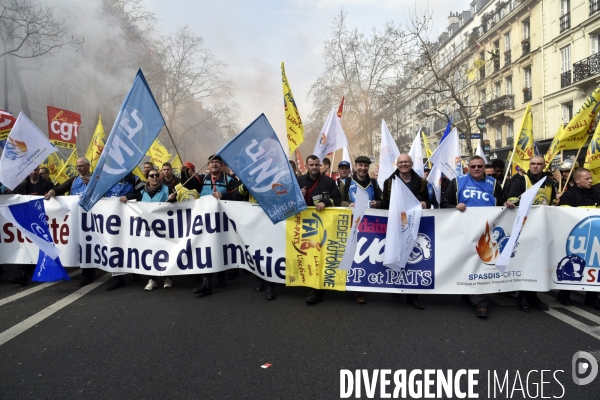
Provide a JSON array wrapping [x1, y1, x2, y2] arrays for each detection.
[[216, 114, 307, 224], [0, 199, 69, 282], [79, 69, 165, 211]]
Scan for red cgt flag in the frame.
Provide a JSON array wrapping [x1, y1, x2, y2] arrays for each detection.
[[47, 106, 81, 150]]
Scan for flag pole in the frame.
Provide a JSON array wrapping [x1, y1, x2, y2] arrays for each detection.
[[163, 124, 184, 163], [174, 155, 218, 195], [560, 141, 587, 195]]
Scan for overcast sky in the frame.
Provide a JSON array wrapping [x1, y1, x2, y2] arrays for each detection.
[[144, 0, 458, 139]]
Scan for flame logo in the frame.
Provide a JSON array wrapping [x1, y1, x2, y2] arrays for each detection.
[[476, 221, 498, 264], [5, 137, 28, 160], [319, 133, 327, 147]]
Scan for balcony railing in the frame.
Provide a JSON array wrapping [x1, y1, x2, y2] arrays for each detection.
[[523, 87, 532, 102], [506, 136, 514, 147], [504, 50, 511, 66], [495, 139, 502, 148], [560, 12, 571, 33], [591, 0, 600, 16], [481, 94, 515, 116], [561, 71, 572, 88], [521, 39, 530, 56], [573, 52, 600, 82]]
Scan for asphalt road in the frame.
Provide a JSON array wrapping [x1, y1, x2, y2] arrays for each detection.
[[0, 266, 599, 400]]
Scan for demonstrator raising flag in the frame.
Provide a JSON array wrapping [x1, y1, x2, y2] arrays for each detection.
[[79, 69, 165, 211]]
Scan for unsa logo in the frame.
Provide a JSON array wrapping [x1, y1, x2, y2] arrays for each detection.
[[565, 216, 600, 268]]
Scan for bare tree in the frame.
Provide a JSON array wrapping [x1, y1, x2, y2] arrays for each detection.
[[161, 26, 231, 135], [401, 9, 492, 156], [0, 0, 83, 113], [308, 10, 408, 156]]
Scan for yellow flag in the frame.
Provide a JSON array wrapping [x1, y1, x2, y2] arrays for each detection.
[[146, 139, 171, 168], [545, 86, 600, 167], [174, 183, 199, 202], [54, 149, 79, 185], [584, 120, 600, 184], [42, 152, 65, 182], [285, 207, 351, 290], [85, 115, 106, 171], [544, 124, 564, 170], [171, 154, 182, 179], [421, 131, 433, 167], [511, 104, 534, 173], [132, 166, 146, 182], [282, 62, 304, 154]]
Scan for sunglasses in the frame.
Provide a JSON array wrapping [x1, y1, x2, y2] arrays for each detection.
[[469, 165, 484, 169], [148, 174, 160, 178]]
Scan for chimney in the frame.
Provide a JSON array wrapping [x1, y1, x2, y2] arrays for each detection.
[[448, 12, 459, 27]]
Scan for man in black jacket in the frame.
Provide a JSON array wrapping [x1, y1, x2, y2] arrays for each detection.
[[381, 154, 430, 310], [556, 168, 600, 310], [297, 155, 341, 304], [506, 156, 554, 313]]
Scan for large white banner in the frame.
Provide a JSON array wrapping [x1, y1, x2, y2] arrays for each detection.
[[0, 195, 598, 295]]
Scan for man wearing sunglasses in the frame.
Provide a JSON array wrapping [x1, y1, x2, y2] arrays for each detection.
[[505, 156, 555, 313], [442, 155, 513, 318]]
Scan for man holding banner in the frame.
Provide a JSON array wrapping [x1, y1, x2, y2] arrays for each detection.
[[556, 168, 600, 310], [298, 154, 341, 304], [45, 157, 96, 286], [381, 154, 430, 310], [506, 156, 555, 313], [442, 155, 513, 318]]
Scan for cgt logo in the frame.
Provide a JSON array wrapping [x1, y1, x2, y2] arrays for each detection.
[[292, 212, 328, 255]]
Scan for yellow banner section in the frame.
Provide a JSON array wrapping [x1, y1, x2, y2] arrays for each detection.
[[512, 103, 533, 173], [286, 207, 351, 291], [85, 115, 106, 171], [146, 139, 171, 168], [584, 119, 600, 184]]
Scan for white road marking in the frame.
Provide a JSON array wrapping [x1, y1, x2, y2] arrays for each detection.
[[0, 273, 110, 347], [0, 270, 81, 307], [534, 293, 600, 342]]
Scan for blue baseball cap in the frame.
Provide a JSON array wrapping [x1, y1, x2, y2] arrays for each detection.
[[338, 161, 351, 167]]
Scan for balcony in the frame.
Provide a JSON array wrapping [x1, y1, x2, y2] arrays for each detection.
[[559, 12, 571, 33], [504, 50, 511, 66], [495, 139, 502, 148], [573, 52, 600, 82], [521, 39, 530, 56], [481, 95, 515, 116], [561, 71, 572, 88], [522, 88, 532, 103], [591, 0, 599, 16], [506, 136, 514, 147]]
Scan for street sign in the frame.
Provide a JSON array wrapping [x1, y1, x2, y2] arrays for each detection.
[[459, 133, 482, 139], [476, 116, 486, 130], [483, 139, 491, 159]]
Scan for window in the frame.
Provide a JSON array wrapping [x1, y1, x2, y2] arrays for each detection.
[[561, 45, 571, 73], [524, 67, 532, 88], [480, 90, 487, 103], [507, 121, 514, 138], [505, 76, 513, 94], [592, 34, 599, 55], [523, 20, 530, 39], [560, 0, 570, 16], [496, 125, 502, 140], [495, 82, 502, 97], [562, 103, 573, 124], [504, 33, 511, 51]]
